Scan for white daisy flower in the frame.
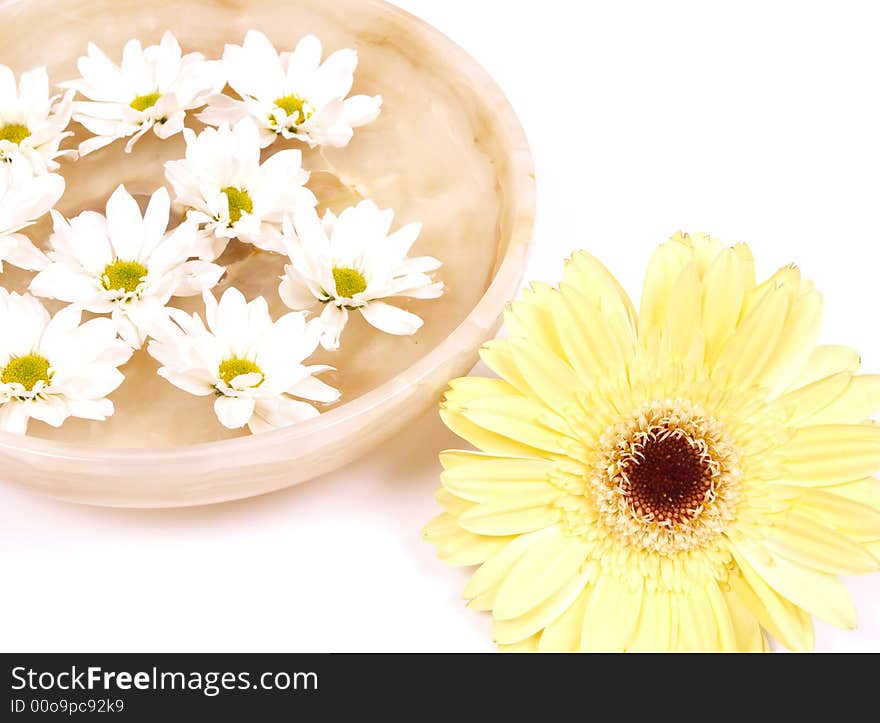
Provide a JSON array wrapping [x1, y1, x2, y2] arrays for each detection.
[[62, 31, 225, 156], [198, 31, 382, 149], [0, 289, 132, 435], [0, 156, 64, 272], [29, 185, 224, 349], [148, 287, 340, 434], [0, 64, 76, 174], [164, 117, 316, 258], [279, 201, 444, 351]]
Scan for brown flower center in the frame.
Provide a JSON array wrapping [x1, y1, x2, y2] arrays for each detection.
[[589, 400, 741, 554], [620, 434, 713, 524]]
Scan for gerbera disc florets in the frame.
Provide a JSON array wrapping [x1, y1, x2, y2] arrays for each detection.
[[591, 399, 741, 554]]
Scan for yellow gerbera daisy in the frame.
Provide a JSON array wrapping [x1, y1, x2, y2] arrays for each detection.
[[424, 232, 880, 652]]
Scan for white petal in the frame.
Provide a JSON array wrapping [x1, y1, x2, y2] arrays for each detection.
[[142, 187, 171, 254], [286, 34, 323, 88], [105, 184, 144, 260], [0, 234, 49, 271], [251, 396, 319, 433], [156, 368, 216, 397], [319, 304, 347, 350], [214, 394, 255, 429], [279, 267, 319, 310], [67, 398, 114, 422], [342, 94, 382, 127], [289, 374, 340, 404], [29, 261, 99, 303], [0, 403, 30, 434], [77, 133, 119, 157], [360, 301, 423, 336], [26, 396, 70, 428]]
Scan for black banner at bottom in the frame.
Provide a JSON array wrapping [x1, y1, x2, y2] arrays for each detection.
[[0, 653, 861, 719]]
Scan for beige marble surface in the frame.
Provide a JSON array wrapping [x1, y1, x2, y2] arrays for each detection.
[[0, 0, 534, 504]]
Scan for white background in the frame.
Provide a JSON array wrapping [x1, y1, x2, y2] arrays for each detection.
[[2, 0, 879, 652]]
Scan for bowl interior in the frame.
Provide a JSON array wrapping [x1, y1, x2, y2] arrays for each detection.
[[1, 0, 516, 448]]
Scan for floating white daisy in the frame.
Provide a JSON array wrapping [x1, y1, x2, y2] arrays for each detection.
[[0, 65, 76, 174], [198, 31, 382, 149], [0, 156, 64, 272], [29, 185, 224, 348], [279, 201, 443, 350], [62, 31, 225, 156], [148, 287, 339, 434], [164, 117, 316, 258], [0, 289, 132, 435]]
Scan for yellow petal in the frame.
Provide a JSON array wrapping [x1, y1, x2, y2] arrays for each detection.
[[563, 250, 637, 335], [508, 338, 578, 412], [538, 586, 591, 652], [554, 284, 628, 381], [758, 280, 823, 396], [453, 397, 570, 453], [806, 375, 880, 425], [440, 407, 547, 459], [493, 529, 591, 620], [712, 284, 791, 388], [638, 239, 693, 343], [681, 231, 726, 274], [732, 242, 757, 290], [764, 512, 879, 574], [493, 572, 589, 645], [479, 341, 533, 397], [783, 487, 880, 541], [817, 478, 880, 510], [497, 634, 540, 652], [727, 552, 814, 652], [721, 584, 765, 652], [788, 344, 861, 390], [736, 541, 857, 630], [774, 372, 853, 426], [779, 424, 880, 485], [701, 247, 749, 363], [627, 588, 675, 652], [423, 512, 513, 566], [505, 283, 565, 359], [446, 377, 517, 399], [705, 581, 740, 652], [579, 574, 642, 652], [676, 588, 727, 652], [440, 451, 553, 503], [458, 492, 561, 536], [434, 488, 472, 516], [463, 527, 559, 604], [662, 261, 703, 361]]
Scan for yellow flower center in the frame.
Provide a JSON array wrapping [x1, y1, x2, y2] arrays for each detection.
[[332, 267, 367, 298], [130, 93, 161, 112], [0, 123, 31, 145], [221, 187, 253, 224], [1, 354, 51, 391], [102, 260, 148, 294], [218, 358, 264, 387], [588, 400, 741, 554], [274, 94, 310, 123]]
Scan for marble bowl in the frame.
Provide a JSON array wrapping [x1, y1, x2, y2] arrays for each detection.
[[0, 0, 534, 507]]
